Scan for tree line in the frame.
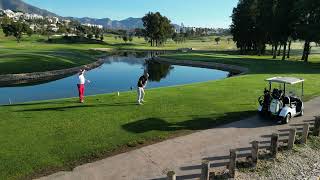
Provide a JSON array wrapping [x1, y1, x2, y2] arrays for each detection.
[[230, 0, 320, 62]]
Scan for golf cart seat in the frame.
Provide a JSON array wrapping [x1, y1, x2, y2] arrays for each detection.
[[290, 96, 300, 103], [283, 96, 290, 106], [290, 96, 303, 110]]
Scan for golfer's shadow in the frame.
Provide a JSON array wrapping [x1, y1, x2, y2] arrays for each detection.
[[104, 102, 138, 107], [14, 102, 139, 112]]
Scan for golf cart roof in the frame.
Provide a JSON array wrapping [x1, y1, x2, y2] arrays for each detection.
[[266, 77, 304, 85]]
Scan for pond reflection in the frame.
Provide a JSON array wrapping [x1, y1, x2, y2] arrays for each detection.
[[145, 60, 174, 82]]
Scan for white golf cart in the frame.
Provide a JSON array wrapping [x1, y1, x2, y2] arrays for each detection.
[[258, 77, 304, 124]]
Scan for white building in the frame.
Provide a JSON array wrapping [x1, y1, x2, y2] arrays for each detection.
[[1, 10, 24, 20], [51, 17, 59, 24], [82, 23, 103, 29], [2, 9, 15, 18], [0, 9, 44, 21], [47, 23, 59, 32], [46, 17, 59, 24], [51, 27, 59, 32], [24, 13, 44, 20]]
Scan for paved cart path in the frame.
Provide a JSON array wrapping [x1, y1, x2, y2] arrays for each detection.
[[38, 97, 320, 180]]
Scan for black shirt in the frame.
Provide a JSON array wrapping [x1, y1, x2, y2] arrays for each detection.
[[137, 75, 148, 88]]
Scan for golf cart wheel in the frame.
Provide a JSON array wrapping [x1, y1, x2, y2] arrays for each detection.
[[258, 111, 265, 118], [283, 114, 291, 124], [300, 110, 304, 116]]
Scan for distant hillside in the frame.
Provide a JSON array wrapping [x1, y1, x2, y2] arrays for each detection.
[[69, 17, 144, 30], [71, 17, 180, 30], [0, 0, 58, 17]]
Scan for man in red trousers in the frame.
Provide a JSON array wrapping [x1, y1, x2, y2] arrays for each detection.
[[77, 69, 90, 103]]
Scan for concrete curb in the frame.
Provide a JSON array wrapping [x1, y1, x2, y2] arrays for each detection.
[[0, 59, 104, 86]]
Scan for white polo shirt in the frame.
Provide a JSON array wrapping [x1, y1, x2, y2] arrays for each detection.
[[79, 74, 85, 85]]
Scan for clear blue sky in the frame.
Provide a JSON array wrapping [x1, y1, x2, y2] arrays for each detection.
[[24, 0, 238, 28]]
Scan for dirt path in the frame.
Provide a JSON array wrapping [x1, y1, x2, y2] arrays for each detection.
[[38, 97, 320, 180]]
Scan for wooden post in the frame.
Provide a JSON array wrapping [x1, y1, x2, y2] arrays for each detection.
[[211, 171, 216, 180], [229, 149, 237, 178], [288, 128, 296, 150], [251, 141, 259, 167], [302, 123, 310, 144], [200, 160, 210, 180], [167, 171, 176, 180], [270, 133, 279, 158], [313, 116, 320, 136]]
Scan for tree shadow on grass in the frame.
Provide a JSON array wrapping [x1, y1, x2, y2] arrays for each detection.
[[106, 43, 138, 47], [3, 100, 74, 107], [36, 37, 108, 45], [122, 111, 276, 133], [191, 48, 320, 57]]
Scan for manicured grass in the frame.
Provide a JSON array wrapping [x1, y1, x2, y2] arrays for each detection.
[[0, 33, 109, 74], [0, 33, 238, 74], [0, 30, 314, 74], [1, 30, 320, 179], [103, 34, 238, 50], [1, 47, 320, 179]]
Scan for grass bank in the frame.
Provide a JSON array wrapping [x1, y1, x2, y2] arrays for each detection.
[[0, 32, 253, 75], [0, 31, 315, 74], [1, 48, 320, 179], [0, 33, 109, 75]]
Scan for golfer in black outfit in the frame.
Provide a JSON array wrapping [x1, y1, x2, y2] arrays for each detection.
[[137, 73, 149, 105]]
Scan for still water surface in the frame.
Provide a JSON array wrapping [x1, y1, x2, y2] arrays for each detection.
[[0, 55, 229, 104]]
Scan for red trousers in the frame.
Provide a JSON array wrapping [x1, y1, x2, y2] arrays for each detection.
[[77, 84, 85, 101]]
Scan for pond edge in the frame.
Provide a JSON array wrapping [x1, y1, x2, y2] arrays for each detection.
[[153, 57, 249, 75]]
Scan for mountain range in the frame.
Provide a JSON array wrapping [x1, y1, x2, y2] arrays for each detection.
[[0, 0, 179, 30], [68, 17, 144, 30]]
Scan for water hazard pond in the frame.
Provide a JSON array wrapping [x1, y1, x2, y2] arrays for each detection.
[[0, 54, 229, 105]]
